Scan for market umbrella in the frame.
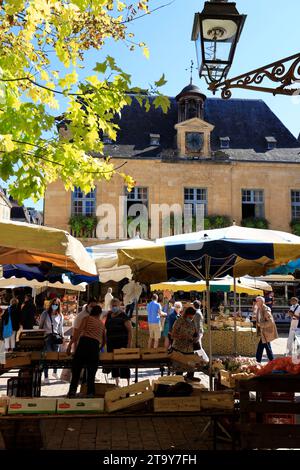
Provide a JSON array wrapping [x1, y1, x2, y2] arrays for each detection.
[[0, 276, 87, 292], [1, 264, 98, 285], [118, 225, 300, 386], [150, 277, 263, 295], [0, 219, 97, 276], [118, 225, 300, 282], [86, 237, 155, 283]]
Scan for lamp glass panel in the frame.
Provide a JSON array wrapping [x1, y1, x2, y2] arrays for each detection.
[[203, 38, 232, 62]]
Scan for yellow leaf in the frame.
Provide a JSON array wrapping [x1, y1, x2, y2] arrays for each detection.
[[40, 70, 49, 81], [143, 46, 150, 59], [86, 75, 101, 87]]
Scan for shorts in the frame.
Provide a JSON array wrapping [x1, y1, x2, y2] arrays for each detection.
[[148, 323, 161, 341]]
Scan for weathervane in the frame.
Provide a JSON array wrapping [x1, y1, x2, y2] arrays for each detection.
[[186, 60, 195, 85]]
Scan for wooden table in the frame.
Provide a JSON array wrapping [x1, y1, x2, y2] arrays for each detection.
[[238, 374, 300, 449]]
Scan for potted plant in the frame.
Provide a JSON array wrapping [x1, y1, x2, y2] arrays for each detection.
[[241, 217, 269, 229], [290, 219, 300, 236]]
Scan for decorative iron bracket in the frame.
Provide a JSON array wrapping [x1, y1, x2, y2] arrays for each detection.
[[209, 52, 300, 99]]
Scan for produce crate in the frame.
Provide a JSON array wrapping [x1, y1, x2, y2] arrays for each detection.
[[152, 375, 184, 392], [99, 352, 114, 361], [191, 383, 208, 396], [31, 352, 43, 361], [80, 382, 116, 397], [57, 398, 104, 414], [7, 398, 57, 414], [264, 414, 295, 425], [170, 351, 203, 369], [200, 391, 235, 410], [153, 396, 201, 412], [4, 352, 32, 369], [43, 352, 59, 361], [104, 379, 154, 413], [58, 352, 73, 361], [0, 397, 8, 415], [141, 347, 169, 361], [220, 370, 236, 388], [113, 348, 140, 361]]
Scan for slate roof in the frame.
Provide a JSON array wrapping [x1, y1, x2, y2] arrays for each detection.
[[105, 94, 300, 162]]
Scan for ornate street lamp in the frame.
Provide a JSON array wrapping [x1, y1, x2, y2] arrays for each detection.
[[209, 52, 300, 99], [191, 0, 246, 85]]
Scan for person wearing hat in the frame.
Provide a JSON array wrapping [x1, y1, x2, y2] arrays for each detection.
[[286, 297, 300, 356], [255, 296, 278, 363]]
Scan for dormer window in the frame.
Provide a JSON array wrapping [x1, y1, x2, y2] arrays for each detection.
[[265, 136, 277, 150], [103, 134, 112, 144], [220, 136, 230, 149], [150, 134, 160, 146]]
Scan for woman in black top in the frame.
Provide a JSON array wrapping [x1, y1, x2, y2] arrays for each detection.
[[105, 298, 132, 386]]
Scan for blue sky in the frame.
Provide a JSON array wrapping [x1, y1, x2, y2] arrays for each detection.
[[28, 0, 300, 210]]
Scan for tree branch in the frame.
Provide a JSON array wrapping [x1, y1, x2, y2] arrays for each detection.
[[120, 0, 176, 24], [0, 76, 84, 96]]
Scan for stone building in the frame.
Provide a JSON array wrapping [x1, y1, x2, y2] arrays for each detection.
[[44, 83, 300, 242]]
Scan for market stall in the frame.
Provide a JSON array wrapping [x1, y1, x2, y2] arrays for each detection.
[[118, 224, 300, 388]]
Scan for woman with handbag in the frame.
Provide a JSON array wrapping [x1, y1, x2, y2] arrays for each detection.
[[39, 297, 64, 384]]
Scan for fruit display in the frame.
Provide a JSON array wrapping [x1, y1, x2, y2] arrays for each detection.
[[210, 315, 253, 330], [256, 356, 300, 376]]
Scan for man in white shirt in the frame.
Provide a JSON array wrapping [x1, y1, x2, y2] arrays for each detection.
[[287, 297, 300, 355]]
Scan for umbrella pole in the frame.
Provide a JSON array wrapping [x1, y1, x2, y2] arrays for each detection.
[[205, 275, 213, 391], [233, 277, 237, 356], [76, 292, 80, 315], [134, 298, 138, 383]]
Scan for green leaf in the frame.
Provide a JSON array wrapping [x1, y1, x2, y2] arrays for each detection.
[[93, 61, 108, 74], [154, 74, 167, 88], [153, 95, 170, 113]]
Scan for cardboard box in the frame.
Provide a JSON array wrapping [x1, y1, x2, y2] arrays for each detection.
[[0, 397, 8, 415], [154, 396, 201, 412], [8, 398, 57, 414], [56, 398, 104, 414]]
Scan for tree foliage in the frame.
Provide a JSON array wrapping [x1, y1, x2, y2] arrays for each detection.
[[0, 0, 169, 201]]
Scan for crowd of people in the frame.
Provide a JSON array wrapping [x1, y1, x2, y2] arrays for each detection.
[[2, 283, 300, 397]]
